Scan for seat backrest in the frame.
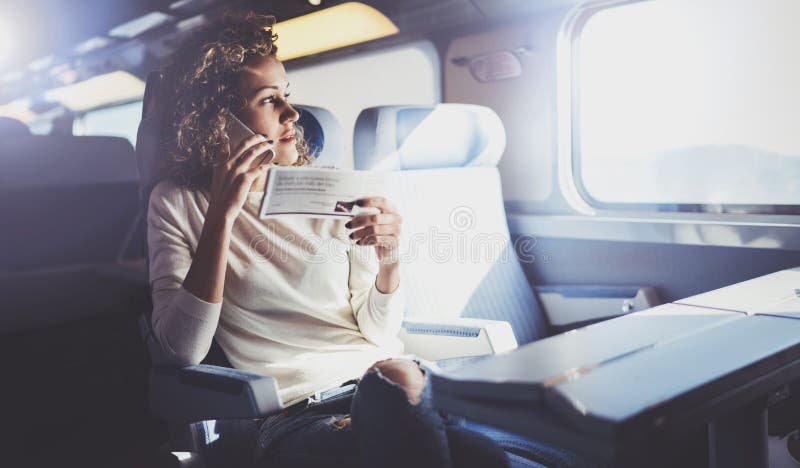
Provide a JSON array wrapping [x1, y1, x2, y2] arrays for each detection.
[[136, 72, 228, 366], [135, 72, 166, 214], [0, 132, 140, 270], [354, 104, 548, 345]]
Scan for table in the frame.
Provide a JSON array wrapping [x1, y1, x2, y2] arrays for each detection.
[[431, 301, 800, 467]]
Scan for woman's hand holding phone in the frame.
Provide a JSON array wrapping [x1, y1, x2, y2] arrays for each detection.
[[184, 134, 273, 304], [207, 134, 274, 226]]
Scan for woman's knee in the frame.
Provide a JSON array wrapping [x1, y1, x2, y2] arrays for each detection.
[[365, 359, 426, 404]]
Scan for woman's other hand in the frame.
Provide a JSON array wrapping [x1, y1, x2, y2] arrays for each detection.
[[346, 197, 402, 266], [207, 134, 273, 224]]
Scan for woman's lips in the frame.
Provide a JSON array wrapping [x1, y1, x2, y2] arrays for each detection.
[[279, 131, 296, 143]]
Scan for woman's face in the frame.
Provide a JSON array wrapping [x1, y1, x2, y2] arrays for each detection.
[[235, 54, 299, 166]]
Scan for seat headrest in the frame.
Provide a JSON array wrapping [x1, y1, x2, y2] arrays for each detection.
[[0, 117, 31, 138], [296, 104, 345, 168], [0, 135, 137, 188], [353, 104, 506, 171]]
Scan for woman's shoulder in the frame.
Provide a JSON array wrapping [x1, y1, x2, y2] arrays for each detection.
[[152, 179, 187, 198], [149, 179, 203, 213]]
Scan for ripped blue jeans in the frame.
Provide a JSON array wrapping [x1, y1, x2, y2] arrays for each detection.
[[254, 359, 511, 468]]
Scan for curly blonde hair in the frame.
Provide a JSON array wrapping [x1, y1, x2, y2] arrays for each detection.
[[160, 10, 313, 190]]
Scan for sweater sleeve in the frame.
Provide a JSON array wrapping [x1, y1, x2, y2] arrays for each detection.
[[147, 183, 222, 365], [348, 242, 405, 348]]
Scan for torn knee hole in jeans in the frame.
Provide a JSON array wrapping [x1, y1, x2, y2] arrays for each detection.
[[370, 364, 425, 406]]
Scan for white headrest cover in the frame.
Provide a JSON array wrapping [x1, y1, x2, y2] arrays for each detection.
[[354, 104, 506, 171]]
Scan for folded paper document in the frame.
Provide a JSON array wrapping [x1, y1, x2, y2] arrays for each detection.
[[259, 166, 387, 219]]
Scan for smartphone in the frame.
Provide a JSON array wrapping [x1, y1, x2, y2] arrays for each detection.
[[226, 112, 274, 166]]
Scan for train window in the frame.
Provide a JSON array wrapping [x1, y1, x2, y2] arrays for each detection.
[[27, 119, 53, 135], [571, 0, 800, 213], [73, 100, 143, 145], [287, 40, 440, 167]]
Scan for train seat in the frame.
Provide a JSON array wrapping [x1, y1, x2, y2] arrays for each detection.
[[354, 104, 549, 345], [0, 125, 142, 332], [353, 104, 598, 467]]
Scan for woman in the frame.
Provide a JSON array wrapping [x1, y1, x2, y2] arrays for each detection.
[[148, 10, 512, 468]]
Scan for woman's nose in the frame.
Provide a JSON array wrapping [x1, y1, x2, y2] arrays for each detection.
[[280, 102, 299, 126]]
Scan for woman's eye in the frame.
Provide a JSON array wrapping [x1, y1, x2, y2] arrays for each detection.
[[259, 93, 290, 105]]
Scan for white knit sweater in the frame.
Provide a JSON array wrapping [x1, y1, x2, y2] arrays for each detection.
[[147, 180, 405, 406]]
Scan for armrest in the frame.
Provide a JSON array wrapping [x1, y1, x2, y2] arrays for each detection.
[[149, 364, 283, 423], [399, 317, 518, 362]]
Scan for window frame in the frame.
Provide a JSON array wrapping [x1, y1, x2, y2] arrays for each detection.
[[560, 0, 800, 216]]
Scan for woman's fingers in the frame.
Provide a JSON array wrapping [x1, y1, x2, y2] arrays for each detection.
[[229, 164, 270, 198], [349, 223, 400, 241], [238, 162, 271, 185], [345, 212, 402, 230], [206, 133, 273, 222], [346, 198, 402, 247], [231, 140, 274, 173], [228, 134, 269, 166], [353, 196, 396, 214]]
